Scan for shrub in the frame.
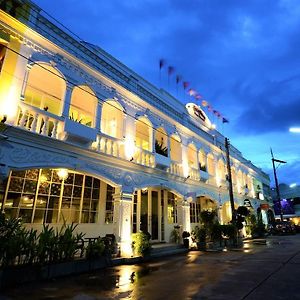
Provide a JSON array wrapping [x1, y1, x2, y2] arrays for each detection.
[[132, 232, 151, 256], [191, 226, 207, 243], [170, 228, 180, 243], [85, 239, 105, 259]]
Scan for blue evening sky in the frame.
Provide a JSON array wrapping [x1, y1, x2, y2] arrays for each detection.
[[33, 0, 300, 186]]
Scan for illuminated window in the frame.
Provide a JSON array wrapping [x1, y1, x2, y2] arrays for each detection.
[[24, 64, 66, 115], [167, 192, 177, 224], [198, 149, 207, 171], [135, 117, 152, 151], [190, 201, 201, 223], [207, 153, 215, 176], [105, 184, 115, 224], [2, 168, 110, 224], [155, 127, 168, 157], [69, 85, 97, 127], [101, 100, 124, 138], [187, 143, 197, 168], [170, 134, 182, 162]]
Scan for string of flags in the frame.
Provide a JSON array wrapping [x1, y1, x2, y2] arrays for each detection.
[[159, 58, 229, 124]]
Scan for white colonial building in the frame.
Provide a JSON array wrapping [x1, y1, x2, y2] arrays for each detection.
[[0, 1, 271, 256]]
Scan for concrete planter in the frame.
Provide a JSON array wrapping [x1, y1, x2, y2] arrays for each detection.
[[155, 153, 170, 169], [0, 257, 109, 289], [200, 170, 210, 182]]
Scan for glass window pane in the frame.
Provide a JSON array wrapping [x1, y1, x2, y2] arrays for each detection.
[[9, 177, 24, 192]]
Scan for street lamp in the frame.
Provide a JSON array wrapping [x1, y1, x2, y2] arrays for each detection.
[[270, 149, 286, 221]]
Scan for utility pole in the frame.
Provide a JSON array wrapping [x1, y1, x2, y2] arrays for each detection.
[[225, 138, 235, 224], [271, 149, 286, 222]]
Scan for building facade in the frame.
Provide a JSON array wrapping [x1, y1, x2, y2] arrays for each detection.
[[0, 1, 271, 256]]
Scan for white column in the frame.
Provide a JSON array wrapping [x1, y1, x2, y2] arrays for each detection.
[[218, 205, 223, 225], [20, 64, 32, 100], [95, 102, 102, 131], [181, 199, 191, 234], [62, 83, 72, 118], [113, 190, 133, 257]]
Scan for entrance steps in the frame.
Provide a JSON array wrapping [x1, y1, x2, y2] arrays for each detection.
[[150, 243, 188, 258]]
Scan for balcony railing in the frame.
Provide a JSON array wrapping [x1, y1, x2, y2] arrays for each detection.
[[169, 160, 182, 177], [16, 102, 64, 139], [188, 166, 200, 181], [91, 133, 123, 159], [134, 148, 155, 168]]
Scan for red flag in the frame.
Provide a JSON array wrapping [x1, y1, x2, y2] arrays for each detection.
[[213, 110, 221, 118], [195, 94, 202, 100], [183, 81, 190, 90], [159, 59, 165, 69], [176, 75, 182, 84], [207, 105, 213, 112], [168, 66, 175, 75]]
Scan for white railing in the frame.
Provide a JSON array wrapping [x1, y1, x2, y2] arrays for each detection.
[[16, 102, 64, 139], [169, 161, 183, 176], [91, 134, 123, 159], [189, 166, 200, 181], [134, 148, 155, 168]]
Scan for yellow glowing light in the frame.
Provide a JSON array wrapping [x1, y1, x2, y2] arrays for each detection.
[[211, 123, 216, 130], [56, 168, 69, 180], [40, 174, 48, 183], [124, 135, 136, 160], [0, 85, 19, 120]]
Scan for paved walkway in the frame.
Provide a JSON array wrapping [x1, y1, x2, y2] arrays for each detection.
[[1, 235, 300, 299]]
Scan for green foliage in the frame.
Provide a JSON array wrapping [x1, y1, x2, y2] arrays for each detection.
[[85, 239, 105, 259], [211, 223, 223, 242], [132, 232, 151, 256], [199, 210, 217, 226], [69, 112, 82, 124], [220, 224, 236, 240], [191, 226, 207, 243], [170, 228, 180, 243], [155, 140, 168, 157], [199, 163, 207, 172]]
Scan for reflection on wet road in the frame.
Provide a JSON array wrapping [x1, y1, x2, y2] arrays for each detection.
[[1, 236, 300, 300]]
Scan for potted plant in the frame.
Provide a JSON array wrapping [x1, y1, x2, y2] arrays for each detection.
[[182, 231, 190, 248], [191, 226, 207, 251]]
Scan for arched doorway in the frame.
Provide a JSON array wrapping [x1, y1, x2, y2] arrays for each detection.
[[133, 188, 180, 242]]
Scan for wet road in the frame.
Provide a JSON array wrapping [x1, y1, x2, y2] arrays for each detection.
[[1, 235, 300, 300]]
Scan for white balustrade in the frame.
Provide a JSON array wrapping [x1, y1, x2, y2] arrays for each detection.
[[16, 103, 63, 139], [188, 166, 200, 181], [169, 161, 183, 176], [92, 134, 122, 159], [134, 147, 155, 168]]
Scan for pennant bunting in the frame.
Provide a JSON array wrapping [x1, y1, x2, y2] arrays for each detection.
[[168, 66, 175, 75], [188, 88, 197, 96], [159, 59, 165, 69], [183, 81, 190, 90], [222, 117, 229, 123], [201, 100, 208, 107], [176, 75, 182, 84]]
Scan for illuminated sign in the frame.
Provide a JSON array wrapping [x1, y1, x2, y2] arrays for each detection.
[[185, 103, 212, 129]]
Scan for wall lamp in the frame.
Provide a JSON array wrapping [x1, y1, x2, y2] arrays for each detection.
[[184, 175, 190, 182]]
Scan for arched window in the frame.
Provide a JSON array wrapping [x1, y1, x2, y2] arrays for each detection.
[[207, 153, 215, 176], [24, 63, 66, 115], [170, 134, 182, 162], [155, 127, 168, 157], [217, 159, 225, 180], [101, 100, 124, 139], [69, 85, 97, 127], [231, 167, 237, 186], [198, 149, 207, 171], [135, 117, 152, 151], [187, 143, 197, 168]]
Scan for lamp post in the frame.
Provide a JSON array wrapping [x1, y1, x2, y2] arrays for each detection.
[[270, 149, 286, 221]]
